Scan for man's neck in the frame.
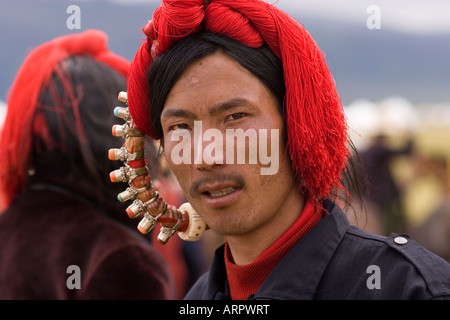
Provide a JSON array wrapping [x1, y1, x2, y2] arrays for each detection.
[[225, 190, 306, 265]]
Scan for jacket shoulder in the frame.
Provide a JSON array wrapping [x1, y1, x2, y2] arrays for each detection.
[[384, 232, 450, 298], [184, 271, 210, 299], [345, 227, 450, 298]]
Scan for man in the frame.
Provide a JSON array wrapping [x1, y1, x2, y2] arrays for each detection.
[[124, 0, 450, 299]]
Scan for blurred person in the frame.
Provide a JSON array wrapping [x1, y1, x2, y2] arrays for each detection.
[[413, 156, 450, 263], [0, 30, 175, 299], [358, 134, 414, 234], [415, 195, 450, 263], [121, 0, 450, 300]]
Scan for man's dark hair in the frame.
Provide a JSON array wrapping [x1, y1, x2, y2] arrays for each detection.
[[148, 32, 285, 139]]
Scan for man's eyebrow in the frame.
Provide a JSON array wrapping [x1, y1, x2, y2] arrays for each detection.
[[162, 98, 250, 119], [161, 108, 197, 119], [208, 98, 249, 116]]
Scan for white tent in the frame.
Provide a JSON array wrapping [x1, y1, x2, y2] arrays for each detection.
[[344, 96, 420, 150], [0, 100, 6, 131]]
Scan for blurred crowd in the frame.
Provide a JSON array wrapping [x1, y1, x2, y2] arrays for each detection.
[[345, 98, 450, 263]]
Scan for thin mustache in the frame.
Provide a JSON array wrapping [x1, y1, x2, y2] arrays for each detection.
[[190, 174, 245, 198]]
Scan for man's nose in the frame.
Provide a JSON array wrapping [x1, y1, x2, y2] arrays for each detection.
[[193, 126, 225, 171]]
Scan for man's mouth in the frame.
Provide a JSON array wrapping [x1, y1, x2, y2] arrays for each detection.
[[200, 185, 242, 208], [191, 175, 245, 208], [205, 187, 236, 197], [191, 174, 245, 198]]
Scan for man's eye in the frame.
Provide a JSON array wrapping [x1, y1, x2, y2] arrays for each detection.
[[228, 113, 245, 121], [170, 123, 189, 131]]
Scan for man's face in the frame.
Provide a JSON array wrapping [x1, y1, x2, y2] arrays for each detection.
[[160, 51, 303, 237]]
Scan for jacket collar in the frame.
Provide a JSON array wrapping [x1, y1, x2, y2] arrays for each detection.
[[253, 199, 350, 299]]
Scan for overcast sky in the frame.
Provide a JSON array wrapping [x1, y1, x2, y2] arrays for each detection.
[[106, 0, 450, 35]]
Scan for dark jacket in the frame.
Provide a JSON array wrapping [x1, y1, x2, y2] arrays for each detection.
[[185, 199, 450, 300], [0, 185, 175, 299]]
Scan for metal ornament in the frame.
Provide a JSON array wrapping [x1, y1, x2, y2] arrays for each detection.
[[109, 91, 207, 244]]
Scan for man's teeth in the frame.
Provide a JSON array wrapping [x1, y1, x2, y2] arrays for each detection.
[[208, 187, 235, 197]]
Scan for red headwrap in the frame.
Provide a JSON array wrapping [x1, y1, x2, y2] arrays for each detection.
[[0, 29, 130, 210], [127, 0, 349, 203]]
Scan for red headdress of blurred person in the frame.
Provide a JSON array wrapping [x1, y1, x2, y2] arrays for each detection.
[[0, 29, 130, 210], [127, 0, 350, 204]]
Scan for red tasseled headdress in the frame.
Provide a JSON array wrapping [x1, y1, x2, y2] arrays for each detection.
[[0, 29, 130, 210], [127, 0, 349, 204]]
